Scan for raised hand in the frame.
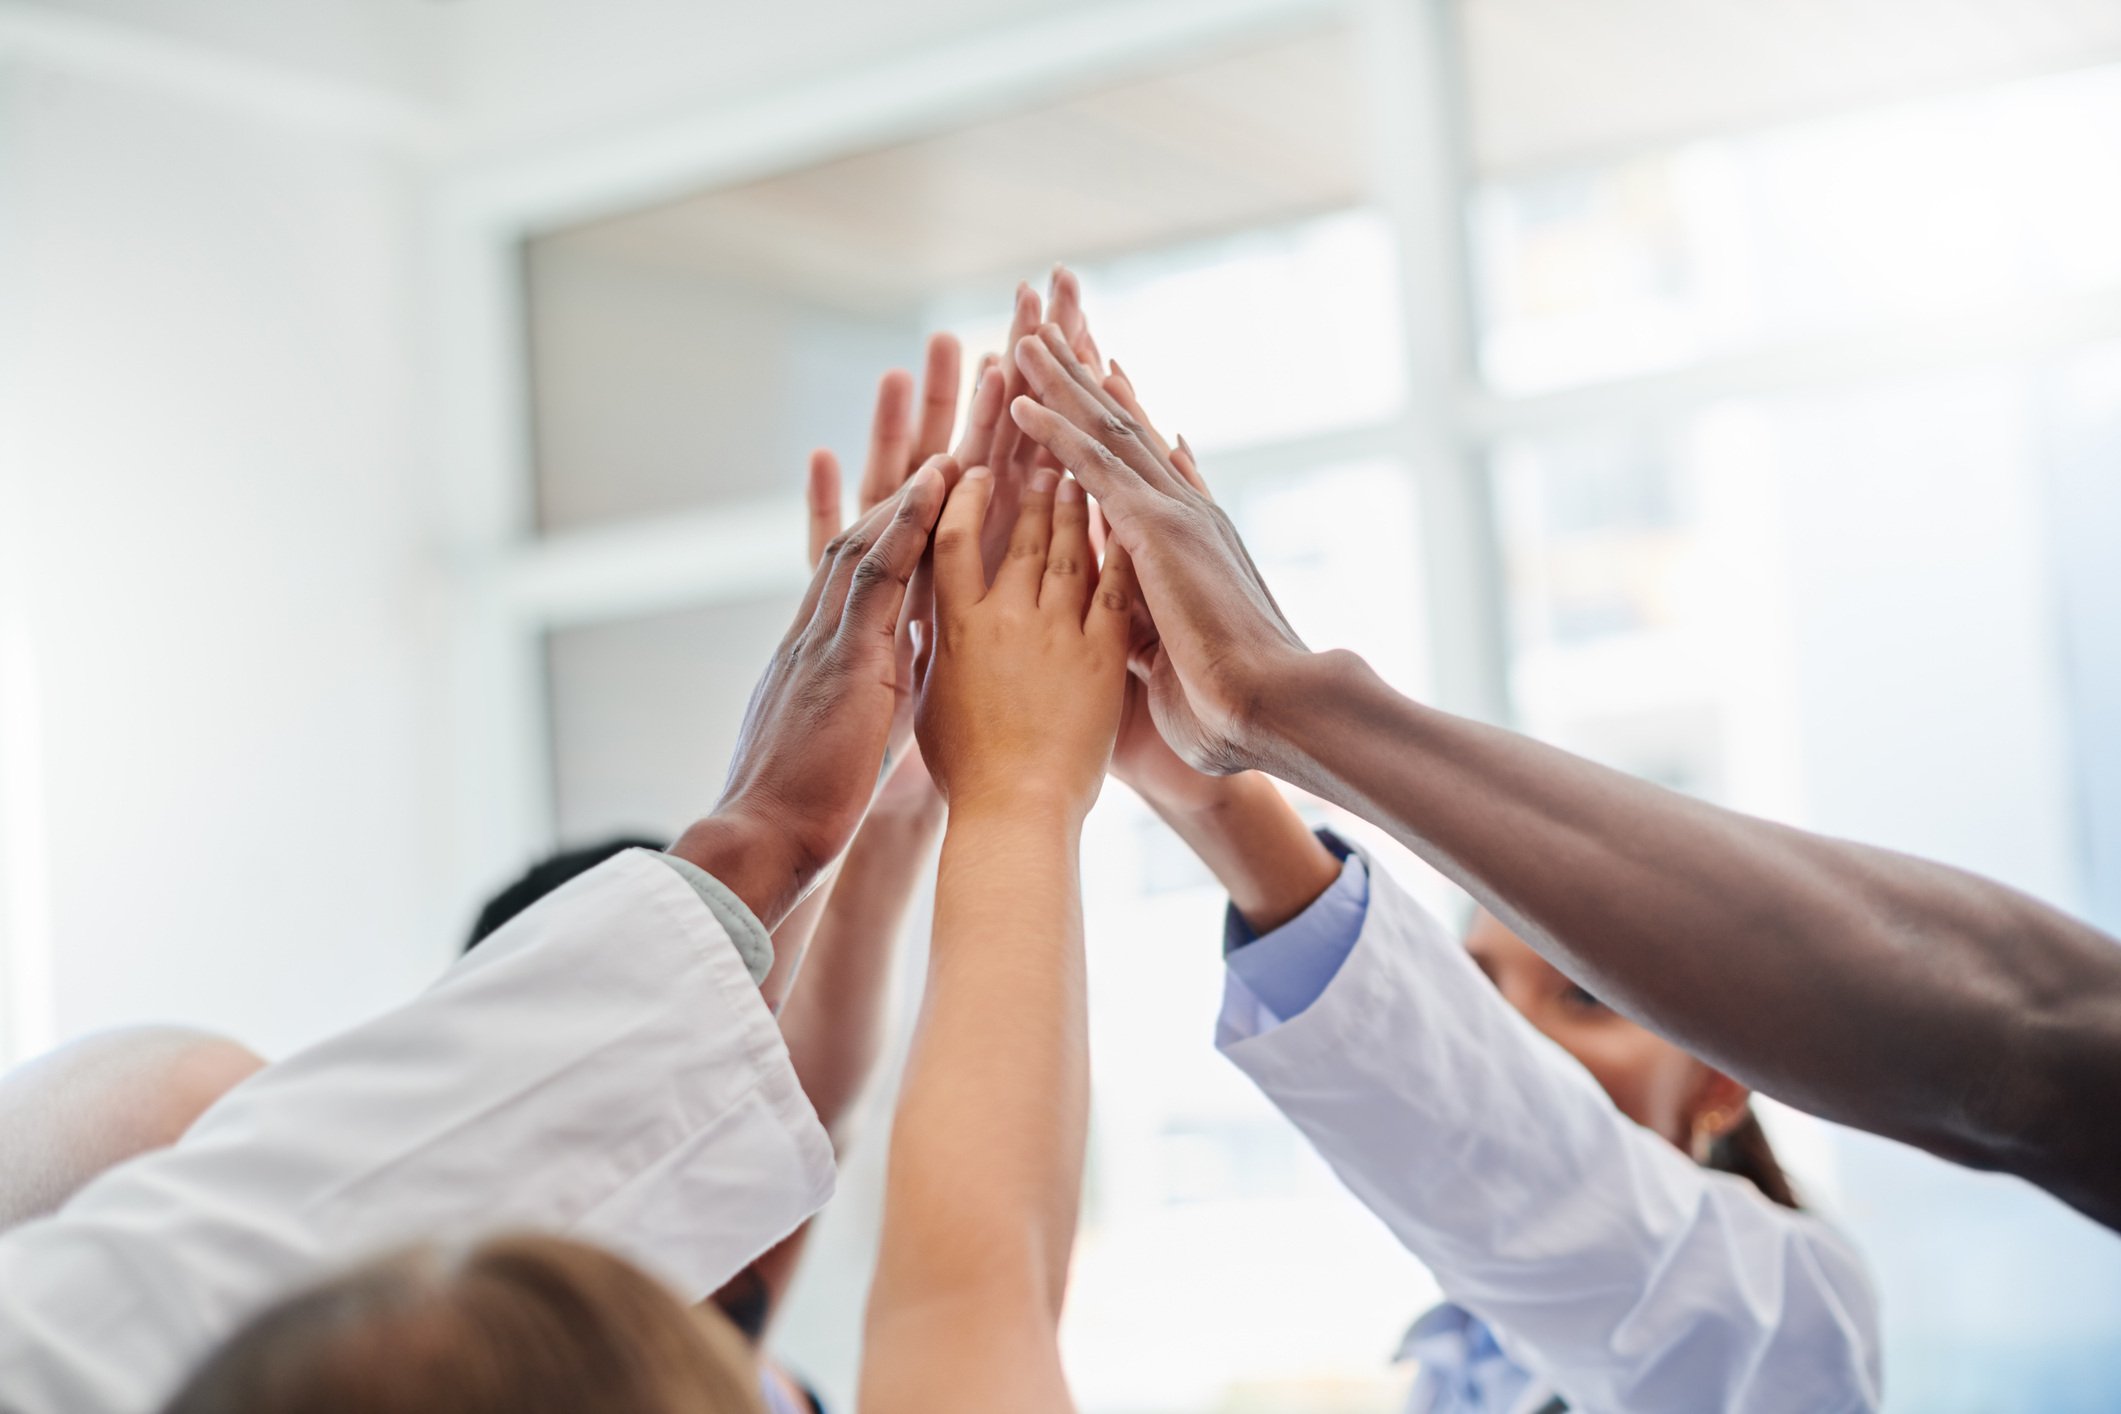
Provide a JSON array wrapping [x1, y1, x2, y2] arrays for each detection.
[[1086, 370, 1225, 813], [915, 464, 1135, 824], [809, 335, 984, 783], [1009, 324, 1310, 777], [678, 464, 950, 928]]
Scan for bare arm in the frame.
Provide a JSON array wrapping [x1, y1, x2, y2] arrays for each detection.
[[778, 764, 944, 1147], [1268, 662, 2121, 1220], [860, 803, 1088, 1413], [734, 760, 944, 1330], [860, 465, 1133, 1414], [0, 1028, 264, 1230], [1011, 317, 2121, 1231]]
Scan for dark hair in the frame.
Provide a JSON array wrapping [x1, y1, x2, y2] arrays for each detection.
[[1705, 1108, 1800, 1210], [160, 1234, 763, 1414], [466, 836, 668, 953]]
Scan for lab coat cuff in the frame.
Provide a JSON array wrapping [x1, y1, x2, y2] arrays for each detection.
[[656, 850, 775, 984], [588, 852, 836, 1301]]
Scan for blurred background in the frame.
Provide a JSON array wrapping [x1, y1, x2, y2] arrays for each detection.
[[3, 0, 2120, 1408]]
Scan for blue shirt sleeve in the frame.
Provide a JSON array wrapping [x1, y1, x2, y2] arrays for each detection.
[[1222, 828, 1370, 1023]]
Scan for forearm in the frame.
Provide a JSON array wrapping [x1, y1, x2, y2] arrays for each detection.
[[869, 802, 1088, 1322], [1146, 772, 1340, 934], [758, 861, 837, 1012], [779, 790, 946, 1144], [1260, 651, 2121, 1215]]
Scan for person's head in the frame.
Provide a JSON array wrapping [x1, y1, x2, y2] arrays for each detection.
[[161, 1233, 764, 1414], [466, 836, 667, 954], [0, 1026, 266, 1230], [1464, 909, 1798, 1208]]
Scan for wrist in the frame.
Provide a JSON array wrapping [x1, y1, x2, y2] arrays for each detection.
[[871, 769, 945, 825], [1239, 648, 1380, 780], [945, 782, 1093, 834], [670, 807, 819, 931], [1139, 765, 1259, 823]]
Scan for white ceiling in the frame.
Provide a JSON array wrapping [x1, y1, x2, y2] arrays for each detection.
[[538, 26, 1368, 308], [1462, 0, 2121, 172], [534, 0, 2121, 305], [25, 0, 2121, 174]]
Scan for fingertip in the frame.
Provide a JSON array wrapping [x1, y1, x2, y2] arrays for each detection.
[[1029, 467, 1059, 496], [807, 449, 840, 500], [1009, 393, 1046, 429], [1057, 478, 1085, 504], [964, 463, 993, 482]]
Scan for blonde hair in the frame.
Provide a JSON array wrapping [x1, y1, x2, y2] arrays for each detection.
[[162, 1234, 765, 1414]]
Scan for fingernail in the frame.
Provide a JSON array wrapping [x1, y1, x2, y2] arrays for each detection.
[[1031, 468, 1059, 494], [965, 464, 992, 481], [1057, 479, 1084, 503]]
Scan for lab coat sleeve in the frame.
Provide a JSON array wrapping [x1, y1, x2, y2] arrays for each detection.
[[0, 848, 834, 1414], [1215, 850, 1883, 1414]]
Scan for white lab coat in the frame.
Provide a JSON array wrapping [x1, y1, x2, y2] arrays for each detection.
[[1215, 847, 1883, 1414], [0, 849, 835, 1414]]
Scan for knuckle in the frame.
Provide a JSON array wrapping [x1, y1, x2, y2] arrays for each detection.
[[1044, 555, 1082, 577], [849, 553, 905, 594], [1097, 586, 1131, 613], [932, 527, 975, 558], [1099, 411, 1139, 443]]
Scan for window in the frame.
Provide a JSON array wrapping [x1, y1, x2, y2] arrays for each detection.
[[1473, 63, 2121, 396], [1471, 62, 2121, 1414]]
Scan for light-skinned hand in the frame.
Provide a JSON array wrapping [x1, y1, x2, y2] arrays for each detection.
[[914, 465, 1135, 824]]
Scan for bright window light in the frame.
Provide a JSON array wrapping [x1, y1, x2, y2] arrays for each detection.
[[1473, 61, 2121, 395]]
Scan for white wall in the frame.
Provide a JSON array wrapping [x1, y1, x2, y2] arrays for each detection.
[[437, 0, 1075, 158], [2, 0, 447, 103], [0, 55, 450, 1061]]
